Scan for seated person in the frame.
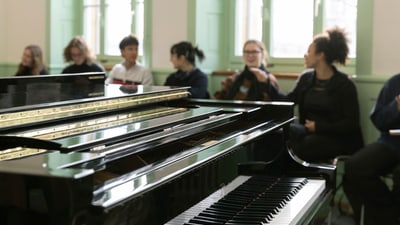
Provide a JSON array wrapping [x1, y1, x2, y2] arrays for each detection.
[[15, 45, 48, 76], [343, 73, 400, 225], [268, 27, 364, 162], [105, 34, 153, 85], [213, 39, 278, 101], [61, 36, 105, 74], [164, 41, 209, 99]]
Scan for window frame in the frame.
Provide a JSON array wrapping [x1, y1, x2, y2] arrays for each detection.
[[80, 0, 147, 67], [229, 0, 356, 74]]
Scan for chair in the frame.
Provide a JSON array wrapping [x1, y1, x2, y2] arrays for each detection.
[[287, 147, 353, 225]]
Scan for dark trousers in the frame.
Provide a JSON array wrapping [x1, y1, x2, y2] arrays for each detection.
[[343, 142, 400, 225], [289, 123, 352, 162]]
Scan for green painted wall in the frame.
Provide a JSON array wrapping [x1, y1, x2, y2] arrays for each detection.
[[48, 0, 81, 74]]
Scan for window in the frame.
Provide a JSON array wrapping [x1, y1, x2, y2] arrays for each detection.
[[83, 0, 145, 58], [269, 0, 314, 58], [234, 0, 263, 56], [234, 0, 357, 60]]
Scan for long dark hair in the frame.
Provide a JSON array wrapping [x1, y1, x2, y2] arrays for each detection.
[[170, 41, 205, 66]]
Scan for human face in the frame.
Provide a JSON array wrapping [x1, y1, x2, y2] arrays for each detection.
[[304, 43, 323, 68], [70, 47, 85, 65], [121, 45, 138, 64], [21, 48, 33, 67], [169, 53, 184, 70], [242, 43, 264, 68]]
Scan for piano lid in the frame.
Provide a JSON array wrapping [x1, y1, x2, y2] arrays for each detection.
[[0, 73, 190, 131], [0, 72, 106, 109]]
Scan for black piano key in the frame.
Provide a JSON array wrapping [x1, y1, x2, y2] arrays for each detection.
[[198, 211, 232, 220], [232, 213, 272, 222], [240, 207, 279, 215], [210, 202, 243, 211], [189, 217, 226, 225], [226, 219, 264, 225], [190, 215, 227, 224], [225, 221, 262, 225], [203, 208, 237, 216]]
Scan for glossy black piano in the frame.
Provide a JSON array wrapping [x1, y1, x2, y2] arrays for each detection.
[[0, 72, 334, 225]]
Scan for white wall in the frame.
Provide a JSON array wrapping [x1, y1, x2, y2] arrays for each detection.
[[372, 0, 400, 76], [0, 0, 47, 63], [151, 0, 188, 69]]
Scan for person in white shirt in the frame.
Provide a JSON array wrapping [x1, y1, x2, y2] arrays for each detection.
[[105, 34, 153, 85]]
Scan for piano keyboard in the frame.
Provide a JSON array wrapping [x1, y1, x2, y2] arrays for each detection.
[[165, 175, 326, 225]]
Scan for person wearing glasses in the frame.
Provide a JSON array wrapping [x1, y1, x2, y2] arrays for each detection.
[[214, 39, 279, 101], [270, 26, 364, 162], [61, 36, 105, 74]]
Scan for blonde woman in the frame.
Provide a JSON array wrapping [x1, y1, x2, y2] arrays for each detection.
[[62, 36, 105, 74], [15, 45, 48, 76], [214, 39, 279, 101]]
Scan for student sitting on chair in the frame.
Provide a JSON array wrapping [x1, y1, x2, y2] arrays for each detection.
[[343, 73, 400, 225], [15, 45, 48, 76], [164, 41, 209, 99], [106, 34, 153, 85], [62, 36, 105, 74], [268, 26, 364, 163], [214, 39, 279, 101]]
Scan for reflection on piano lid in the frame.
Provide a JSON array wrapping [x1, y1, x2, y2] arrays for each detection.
[[0, 83, 190, 131], [166, 175, 326, 225], [0, 72, 106, 109]]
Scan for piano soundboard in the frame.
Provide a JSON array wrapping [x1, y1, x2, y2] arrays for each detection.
[[166, 175, 326, 225]]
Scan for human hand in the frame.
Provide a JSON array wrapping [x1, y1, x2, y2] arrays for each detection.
[[396, 95, 400, 112], [249, 67, 269, 83], [305, 119, 315, 133]]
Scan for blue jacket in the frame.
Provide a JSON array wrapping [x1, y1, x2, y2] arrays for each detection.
[[371, 73, 400, 154], [165, 68, 209, 99]]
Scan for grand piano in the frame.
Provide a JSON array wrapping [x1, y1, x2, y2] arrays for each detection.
[[0, 72, 334, 225]]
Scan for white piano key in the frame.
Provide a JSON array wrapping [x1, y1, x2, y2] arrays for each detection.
[[265, 179, 326, 225]]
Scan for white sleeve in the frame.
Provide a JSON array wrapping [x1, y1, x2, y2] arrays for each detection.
[[142, 68, 154, 85], [105, 66, 117, 84]]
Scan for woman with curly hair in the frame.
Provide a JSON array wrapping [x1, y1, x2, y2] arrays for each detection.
[[62, 36, 105, 74], [273, 26, 364, 162]]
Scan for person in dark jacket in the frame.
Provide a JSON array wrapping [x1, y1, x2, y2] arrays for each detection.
[[62, 36, 105, 74], [164, 41, 208, 99], [343, 73, 400, 225], [269, 26, 364, 162], [214, 39, 279, 101], [15, 45, 48, 76]]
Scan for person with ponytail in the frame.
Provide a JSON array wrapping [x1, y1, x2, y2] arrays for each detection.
[[221, 40, 279, 101], [272, 26, 364, 162], [164, 41, 209, 99]]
